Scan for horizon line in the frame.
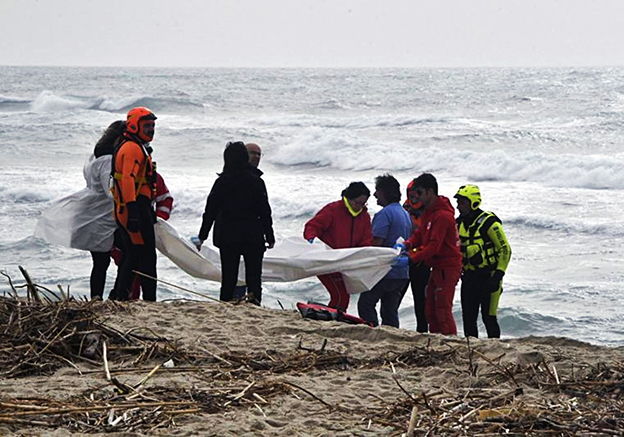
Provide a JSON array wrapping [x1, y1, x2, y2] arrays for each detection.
[[2, 63, 624, 70]]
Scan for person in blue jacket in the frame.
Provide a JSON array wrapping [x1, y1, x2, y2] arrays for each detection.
[[357, 174, 413, 327]]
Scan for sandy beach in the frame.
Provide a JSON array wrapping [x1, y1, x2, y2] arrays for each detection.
[[0, 296, 622, 436]]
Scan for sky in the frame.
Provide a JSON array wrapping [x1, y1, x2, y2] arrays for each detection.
[[2, 0, 624, 68]]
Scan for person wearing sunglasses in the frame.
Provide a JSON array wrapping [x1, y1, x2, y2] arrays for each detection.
[[395, 173, 462, 335], [398, 179, 432, 333]]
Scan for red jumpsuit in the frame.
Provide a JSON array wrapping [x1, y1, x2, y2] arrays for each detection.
[[304, 199, 373, 310], [405, 196, 462, 335]]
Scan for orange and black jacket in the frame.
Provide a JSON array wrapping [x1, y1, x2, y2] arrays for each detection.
[[403, 198, 423, 231], [111, 135, 155, 230]]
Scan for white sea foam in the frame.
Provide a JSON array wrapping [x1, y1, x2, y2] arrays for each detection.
[[98, 95, 149, 112], [31, 91, 94, 112], [270, 129, 624, 189], [505, 214, 617, 236]]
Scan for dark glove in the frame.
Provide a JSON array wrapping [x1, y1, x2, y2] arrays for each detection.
[[488, 269, 505, 293], [125, 201, 140, 233]]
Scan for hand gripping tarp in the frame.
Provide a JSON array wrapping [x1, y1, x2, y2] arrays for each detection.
[[154, 219, 397, 294]]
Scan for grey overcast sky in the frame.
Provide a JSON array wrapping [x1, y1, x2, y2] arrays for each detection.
[[2, 0, 624, 68]]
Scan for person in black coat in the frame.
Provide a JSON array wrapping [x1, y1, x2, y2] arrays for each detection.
[[196, 141, 275, 305]]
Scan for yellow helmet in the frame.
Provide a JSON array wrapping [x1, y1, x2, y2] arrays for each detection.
[[454, 184, 481, 210]]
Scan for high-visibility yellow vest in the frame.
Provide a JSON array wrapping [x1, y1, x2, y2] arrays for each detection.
[[458, 211, 510, 271]]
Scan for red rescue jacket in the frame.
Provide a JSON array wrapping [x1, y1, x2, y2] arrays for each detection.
[[304, 199, 373, 249], [405, 195, 462, 269], [154, 173, 173, 220]]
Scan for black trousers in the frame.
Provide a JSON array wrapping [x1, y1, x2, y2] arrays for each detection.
[[461, 269, 501, 338], [358, 278, 407, 328], [219, 243, 265, 305], [111, 196, 157, 301], [89, 229, 123, 300], [89, 251, 110, 300], [400, 262, 431, 333]]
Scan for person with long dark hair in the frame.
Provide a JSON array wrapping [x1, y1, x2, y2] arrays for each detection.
[[35, 120, 125, 299], [89, 120, 126, 299], [196, 141, 275, 305]]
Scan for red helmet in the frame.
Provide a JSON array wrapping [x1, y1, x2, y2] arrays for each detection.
[[126, 107, 157, 142]]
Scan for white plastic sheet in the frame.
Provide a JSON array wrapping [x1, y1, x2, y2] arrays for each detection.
[[154, 219, 397, 294], [34, 155, 117, 253]]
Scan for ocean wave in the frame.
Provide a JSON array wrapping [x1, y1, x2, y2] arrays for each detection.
[[271, 200, 319, 221], [270, 131, 624, 190], [511, 95, 535, 102], [498, 307, 624, 347], [497, 307, 565, 338], [0, 94, 33, 112], [0, 95, 31, 104], [110, 96, 205, 113], [32, 92, 94, 112], [311, 98, 350, 110], [255, 113, 451, 130], [0, 186, 52, 204], [271, 128, 388, 170], [462, 150, 624, 190], [505, 215, 616, 236], [28, 91, 204, 114], [0, 235, 50, 252]]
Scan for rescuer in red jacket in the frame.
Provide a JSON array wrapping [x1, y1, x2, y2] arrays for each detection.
[[400, 179, 431, 333], [396, 173, 462, 335], [304, 182, 373, 311]]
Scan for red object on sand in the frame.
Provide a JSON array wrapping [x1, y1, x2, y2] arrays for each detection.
[[296, 302, 373, 327]]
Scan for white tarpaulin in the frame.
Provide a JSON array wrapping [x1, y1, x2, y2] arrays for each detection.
[[154, 219, 397, 294], [34, 155, 117, 253]]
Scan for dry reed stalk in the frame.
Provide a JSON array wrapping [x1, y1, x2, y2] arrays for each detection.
[[1, 271, 622, 435]]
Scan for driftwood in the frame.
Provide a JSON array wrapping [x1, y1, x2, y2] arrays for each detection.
[[1, 270, 622, 434]]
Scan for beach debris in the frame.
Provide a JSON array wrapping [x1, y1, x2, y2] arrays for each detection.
[[0, 274, 622, 434]]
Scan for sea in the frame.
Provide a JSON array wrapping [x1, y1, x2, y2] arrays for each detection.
[[0, 66, 622, 347]]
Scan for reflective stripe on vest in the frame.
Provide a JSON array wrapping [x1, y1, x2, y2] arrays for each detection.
[[458, 211, 501, 270]]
